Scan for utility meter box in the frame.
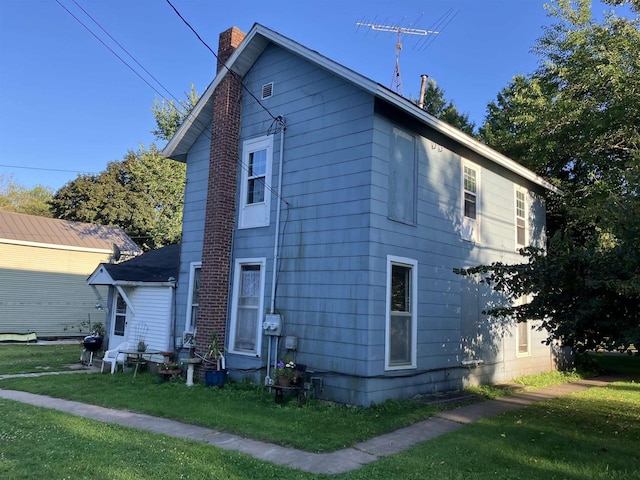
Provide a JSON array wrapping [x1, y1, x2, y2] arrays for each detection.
[[284, 335, 298, 350], [262, 314, 282, 336]]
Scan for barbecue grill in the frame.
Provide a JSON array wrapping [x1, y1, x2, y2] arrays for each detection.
[[81, 335, 103, 365]]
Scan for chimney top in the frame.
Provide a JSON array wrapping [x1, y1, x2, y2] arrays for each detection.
[[217, 26, 246, 73]]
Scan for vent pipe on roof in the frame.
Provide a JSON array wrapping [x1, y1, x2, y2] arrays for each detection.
[[417, 74, 428, 110]]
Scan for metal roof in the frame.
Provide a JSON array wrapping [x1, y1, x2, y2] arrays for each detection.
[[163, 23, 560, 194], [0, 210, 141, 254]]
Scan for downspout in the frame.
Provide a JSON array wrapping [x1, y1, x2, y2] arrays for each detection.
[[270, 116, 286, 314], [266, 116, 286, 383]]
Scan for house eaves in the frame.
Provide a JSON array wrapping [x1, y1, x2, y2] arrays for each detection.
[[163, 23, 560, 194]]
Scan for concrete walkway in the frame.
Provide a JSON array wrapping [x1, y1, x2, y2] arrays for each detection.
[[0, 376, 620, 475]]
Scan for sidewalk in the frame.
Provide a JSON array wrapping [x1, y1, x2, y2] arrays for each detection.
[[0, 376, 620, 475]]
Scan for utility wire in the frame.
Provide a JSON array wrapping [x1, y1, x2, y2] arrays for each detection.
[[54, 0, 285, 204], [68, 0, 176, 101], [165, 0, 280, 123], [0, 163, 96, 175], [55, 0, 166, 100]]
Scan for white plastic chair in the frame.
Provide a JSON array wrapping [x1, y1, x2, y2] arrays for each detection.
[[100, 341, 130, 374]]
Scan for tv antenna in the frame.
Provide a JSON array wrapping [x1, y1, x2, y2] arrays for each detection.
[[356, 22, 439, 96]]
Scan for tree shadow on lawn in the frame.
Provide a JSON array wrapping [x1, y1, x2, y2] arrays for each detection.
[[370, 392, 640, 480]]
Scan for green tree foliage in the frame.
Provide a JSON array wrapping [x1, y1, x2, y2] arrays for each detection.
[[50, 146, 185, 250], [151, 84, 200, 142], [0, 174, 53, 217], [49, 85, 201, 249], [419, 80, 476, 135], [463, 0, 640, 351]]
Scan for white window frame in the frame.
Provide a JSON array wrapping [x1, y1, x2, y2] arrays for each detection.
[[460, 159, 480, 243], [516, 320, 531, 357], [515, 186, 528, 249], [185, 262, 201, 333], [239, 135, 273, 229], [385, 255, 418, 370], [228, 258, 266, 357], [515, 295, 531, 357]]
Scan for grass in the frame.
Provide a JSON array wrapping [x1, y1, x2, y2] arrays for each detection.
[[1, 347, 638, 478], [1, 373, 638, 479], [0, 343, 83, 375], [0, 372, 445, 452]]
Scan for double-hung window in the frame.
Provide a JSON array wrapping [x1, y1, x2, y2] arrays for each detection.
[[461, 160, 480, 242], [229, 258, 266, 356], [239, 135, 273, 229], [515, 295, 531, 357], [515, 187, 527, 248], [385, 255, 418, 370], [185, 263, 201, 333]]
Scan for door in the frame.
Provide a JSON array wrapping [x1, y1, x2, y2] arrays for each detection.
[[110, 289, 128, 345]]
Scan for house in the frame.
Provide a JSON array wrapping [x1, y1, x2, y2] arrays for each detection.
[[163, 24, 562, 405], [87, 243, 179, 355], [0, 211, 140, 338]]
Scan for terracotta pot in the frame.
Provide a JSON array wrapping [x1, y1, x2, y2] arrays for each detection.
[[277, 376, 292, 387]]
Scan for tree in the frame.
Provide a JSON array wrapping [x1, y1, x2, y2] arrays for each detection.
[[151, 84, 200, 142], [462, 0, 640, 352], [0, 174, 54, 217], [50, 145, 186, 250], [49, 85, 201, 249], [419, 80, 476, 135]]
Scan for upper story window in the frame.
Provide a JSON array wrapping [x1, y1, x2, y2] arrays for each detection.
[[239, 135, 273, 229], [460, 160, 480, 242], [515, 187, 527, 248], [463, 165, 477, 219], [247, 149, 266, 204], [388, 126, 416, 224]]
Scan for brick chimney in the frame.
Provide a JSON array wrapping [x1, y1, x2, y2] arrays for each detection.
[[196, 27, 246, 377]]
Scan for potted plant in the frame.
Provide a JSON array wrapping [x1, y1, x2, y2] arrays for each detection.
[[157, 361, 182, 380], [274, 360, 298, 387], [203, 331, 226, 387]]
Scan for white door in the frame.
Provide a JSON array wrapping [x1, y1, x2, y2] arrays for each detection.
[[110, 289, 128, 345]]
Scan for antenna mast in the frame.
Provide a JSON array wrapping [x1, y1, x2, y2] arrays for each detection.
[[356, 22, 439, 96]]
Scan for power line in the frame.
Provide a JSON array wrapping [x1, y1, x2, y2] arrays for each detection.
[[0, 163, 96, 175], [55, 0, 167, 100], [68, 0, 175, 101], [165, 0, 279, 123], [53, 0, 285, 205]]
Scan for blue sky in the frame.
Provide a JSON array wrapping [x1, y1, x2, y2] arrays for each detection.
[[0, 0, 616, 191]]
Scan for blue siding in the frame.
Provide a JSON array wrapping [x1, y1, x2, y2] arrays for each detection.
[[174, 127, 210, 337], [177, 41, 551, 405]]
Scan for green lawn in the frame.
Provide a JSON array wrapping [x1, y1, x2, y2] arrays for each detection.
[[1, 378, 638, 479], [0, 344, 82, 375], [1, 345, 639, 478]]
